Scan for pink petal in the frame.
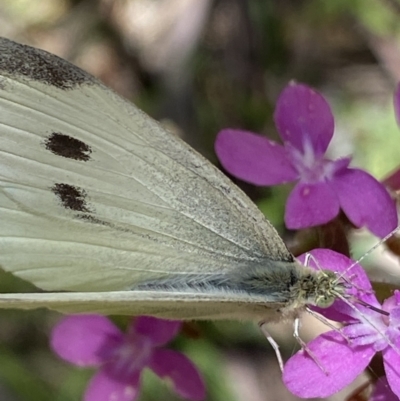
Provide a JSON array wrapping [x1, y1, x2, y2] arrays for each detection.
[[330, 157, 352, 173], [274, 82, 334, 156], [285, 181, 340, 229], [149, 349, 205, 401], [384, 293, 400, 329], [343, 323, 385, 348], [390, 310, 400, 331], [283, 331, 375, 398], [370, 376, 399, 401], [383, 291, 400, 313], [383, 344, 400, 398], [84, 368, 140, 401], [383, 294, 398, 312], [215, 129, 297, 185], [50, 315, 123, 367], [330, 168, 398, 238], [130, 316, 182, 346]]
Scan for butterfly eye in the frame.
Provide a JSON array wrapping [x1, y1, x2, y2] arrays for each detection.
[[44, 133, 92, 161], [315, 294, 335, 308]]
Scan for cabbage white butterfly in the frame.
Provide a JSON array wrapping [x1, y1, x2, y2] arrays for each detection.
[[0, 37, 344, 321]]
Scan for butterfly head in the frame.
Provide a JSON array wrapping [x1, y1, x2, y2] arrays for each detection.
[[290, 269, 347, 309]]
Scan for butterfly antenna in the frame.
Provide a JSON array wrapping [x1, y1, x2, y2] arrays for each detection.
[[336, 224, 400, 284], [357, 224, 400, 265]]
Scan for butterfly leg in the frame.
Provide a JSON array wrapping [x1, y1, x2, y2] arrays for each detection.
[[293, 317, 328, 374], [258, 321, 284, 371]]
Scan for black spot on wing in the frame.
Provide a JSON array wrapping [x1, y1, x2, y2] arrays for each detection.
[[51, 183, 92, 212], [78, 214, 111, 226], [44, 133, 92, 161], [0, 38, 95, 89]]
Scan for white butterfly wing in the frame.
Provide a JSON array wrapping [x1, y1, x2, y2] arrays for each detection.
[[0, 38, 294, 316], [0, 291, 282, 321]]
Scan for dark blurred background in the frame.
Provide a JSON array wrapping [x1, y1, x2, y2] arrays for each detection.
[[1, 1, 400, 400]]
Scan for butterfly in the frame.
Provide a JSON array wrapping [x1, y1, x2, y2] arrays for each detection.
[[0, 37, 344, 320]]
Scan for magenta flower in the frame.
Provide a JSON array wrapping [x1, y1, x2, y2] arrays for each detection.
[[215, 82, 397, 237], [50, 315, 205, 401], [283, 249, 400, 399]]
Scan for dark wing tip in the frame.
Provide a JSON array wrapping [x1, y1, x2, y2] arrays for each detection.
[[0, 37, 95, 89]]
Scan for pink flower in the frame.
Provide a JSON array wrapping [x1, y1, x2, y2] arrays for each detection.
[[282, 249, 400, 399], [50, 315, 205, 401], [215, 82, 397, 237]]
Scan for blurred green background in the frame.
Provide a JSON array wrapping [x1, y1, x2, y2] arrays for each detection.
[[1, 0, 400, 400]]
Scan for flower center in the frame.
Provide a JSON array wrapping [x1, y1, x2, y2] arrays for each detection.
[[108, 334, 153, 379], [286, 142, 332, 183], [285, 138, 350, 183]]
